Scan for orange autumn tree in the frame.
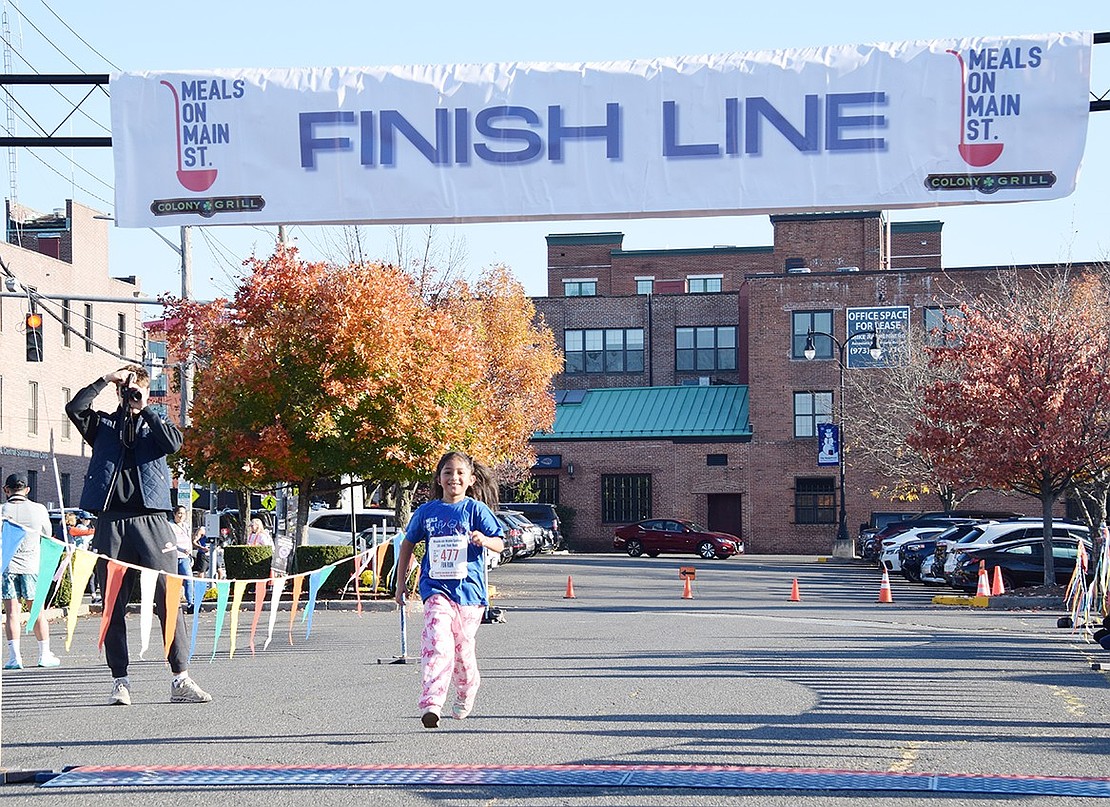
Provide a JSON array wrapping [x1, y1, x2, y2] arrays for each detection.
[[163, 245, 495, 545], [908, 271, 1110, 585], [442, 264, 563, 485]]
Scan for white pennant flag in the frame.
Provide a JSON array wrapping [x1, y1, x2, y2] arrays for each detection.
[[137, 569, 159, 659], [264, 576, 287, 650]]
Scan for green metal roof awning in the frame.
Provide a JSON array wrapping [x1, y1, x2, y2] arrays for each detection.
[[533, 385, 752, 442]]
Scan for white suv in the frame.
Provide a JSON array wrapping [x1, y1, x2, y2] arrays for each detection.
[[303, 508, 398, 547]]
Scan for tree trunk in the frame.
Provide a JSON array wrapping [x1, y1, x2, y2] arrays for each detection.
[[236, 489, 251, 544], [1041, 488, 1057, 587], [395, 481, 419, 531], [293, 478, 313, 550]]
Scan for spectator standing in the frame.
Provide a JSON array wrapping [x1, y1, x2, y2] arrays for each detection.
[[246, 518, 274, 548], [170, 506, 194, 611], [1, 474, 61, 669], [64, 365, 211, 706]]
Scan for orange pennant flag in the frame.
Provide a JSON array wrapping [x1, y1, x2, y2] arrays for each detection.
[[249, 578, 268, 655], [162, 574, 184, 658], [288, 574, 305, 645], [98, 560, 128, 650]]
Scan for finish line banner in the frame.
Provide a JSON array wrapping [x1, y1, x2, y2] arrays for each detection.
[[109, 32, 1092, 228]]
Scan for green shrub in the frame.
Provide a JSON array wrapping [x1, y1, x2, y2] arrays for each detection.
[[47, 567, 71, 609], [223, 545, 274, 581]]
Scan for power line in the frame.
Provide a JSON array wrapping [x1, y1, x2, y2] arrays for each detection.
[[35, 0, 120, 72]]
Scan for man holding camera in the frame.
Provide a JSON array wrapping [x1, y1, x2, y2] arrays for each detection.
[[66, 365, 211, 706]]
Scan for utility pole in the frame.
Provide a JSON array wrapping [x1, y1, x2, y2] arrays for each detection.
[[179, 225, 192, 429]]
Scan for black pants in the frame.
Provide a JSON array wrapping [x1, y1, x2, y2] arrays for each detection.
[[92, 511, 189, 678]]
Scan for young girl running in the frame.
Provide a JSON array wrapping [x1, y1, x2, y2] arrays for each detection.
[[394, 452, 504, 729]]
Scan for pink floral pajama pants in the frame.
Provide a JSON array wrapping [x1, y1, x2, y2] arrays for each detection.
[[419, 593, 485, 714]]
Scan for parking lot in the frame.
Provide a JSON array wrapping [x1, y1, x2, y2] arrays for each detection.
[[2, 553, 1109, 806]]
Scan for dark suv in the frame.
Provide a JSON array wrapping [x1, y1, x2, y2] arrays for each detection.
[[500, 502, 563, 551]]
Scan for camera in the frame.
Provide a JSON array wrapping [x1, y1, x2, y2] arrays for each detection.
[[122, 386, 143, 404]]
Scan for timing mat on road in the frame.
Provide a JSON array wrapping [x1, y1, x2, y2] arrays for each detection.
[[37, 763, 1110, 796]]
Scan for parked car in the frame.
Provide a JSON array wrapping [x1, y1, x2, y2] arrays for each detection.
[[950, 537, 1090, 591], [496, 510, 540, 557], [493, 512, 525, 562], [940, 520, 1089, 583], [911, 523, 989, 584], [879, 526, 946, 573], [858, 512, 918, 560], [501, 501, 563, 551], [613, 518, 743, 559], [303, 508, 398, 548]]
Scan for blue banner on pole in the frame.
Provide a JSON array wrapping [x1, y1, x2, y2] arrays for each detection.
[[817, 423, 840, 467]]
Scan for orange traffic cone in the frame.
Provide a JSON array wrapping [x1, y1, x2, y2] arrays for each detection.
[[563, 576, 576, 599], [681, 576, 694, 599], [789, 578, 801, 602], [877, 568, 893, 603], [991, 566, 1006, 596], [976, 561, 991, 597]]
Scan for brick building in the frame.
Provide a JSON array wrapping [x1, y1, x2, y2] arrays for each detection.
[[0, 200, 149, 508], [530, 211, 1078, 554]]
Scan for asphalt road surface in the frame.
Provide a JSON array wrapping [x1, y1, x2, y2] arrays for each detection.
[[2, 553, 1108, 806]]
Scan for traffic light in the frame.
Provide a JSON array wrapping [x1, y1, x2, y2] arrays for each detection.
[[25, 311, 43, 362]]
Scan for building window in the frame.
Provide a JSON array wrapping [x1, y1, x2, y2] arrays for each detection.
[[26, 469, 37, 501], [565, 328, 644, 374], [792, 310, 833, 359], [62, 299, 72, 348], [531, 475, 560, 506], [602, 474, 652, 523], [795, 477, 836, 524], [62, 387, 72, 439], [676, 326, 737, 371], [84, 304, 94, 353], [563, 279, 597, 297], [60, 473, 70, 507], [793, 391, 833, 438], [149, 370, 168, 396], [147, 339, 167, 360], [706, 454, 728, 466], [28, 380, 38, 436], [117, 313, 127, 356], [924, 306, 963, 346], [635, 278, 654, 295], [687, 276, 722, 293]]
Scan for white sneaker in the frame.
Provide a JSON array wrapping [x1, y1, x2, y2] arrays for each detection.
[[109, 678, 131, 706], [37, 653, 61, 668], [451, 701, 472, 720], [170, 675, 212, 704]]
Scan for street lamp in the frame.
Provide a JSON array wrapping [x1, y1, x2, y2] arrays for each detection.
[[803, 327, 882, 558]]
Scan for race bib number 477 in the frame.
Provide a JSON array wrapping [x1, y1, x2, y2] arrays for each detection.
[[428, 534, 469, 580]]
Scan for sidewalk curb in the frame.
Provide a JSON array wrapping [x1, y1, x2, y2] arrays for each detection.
[[931, 594, 1065, 610], [932, 594, 990, 608]]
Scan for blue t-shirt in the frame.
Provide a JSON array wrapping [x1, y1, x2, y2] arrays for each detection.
[[405, 497, 503, 606]]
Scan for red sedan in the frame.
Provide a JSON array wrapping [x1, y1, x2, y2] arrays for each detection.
[[613, 519, 743, 559]]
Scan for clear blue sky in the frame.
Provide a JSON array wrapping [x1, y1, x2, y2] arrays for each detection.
[[3, 1, 1107, 301]]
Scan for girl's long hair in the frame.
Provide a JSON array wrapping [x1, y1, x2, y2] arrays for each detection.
[[432, 451, 499, 510]]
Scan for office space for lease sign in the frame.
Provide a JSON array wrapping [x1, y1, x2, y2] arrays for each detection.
[[108, 32, 1091, 228]]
